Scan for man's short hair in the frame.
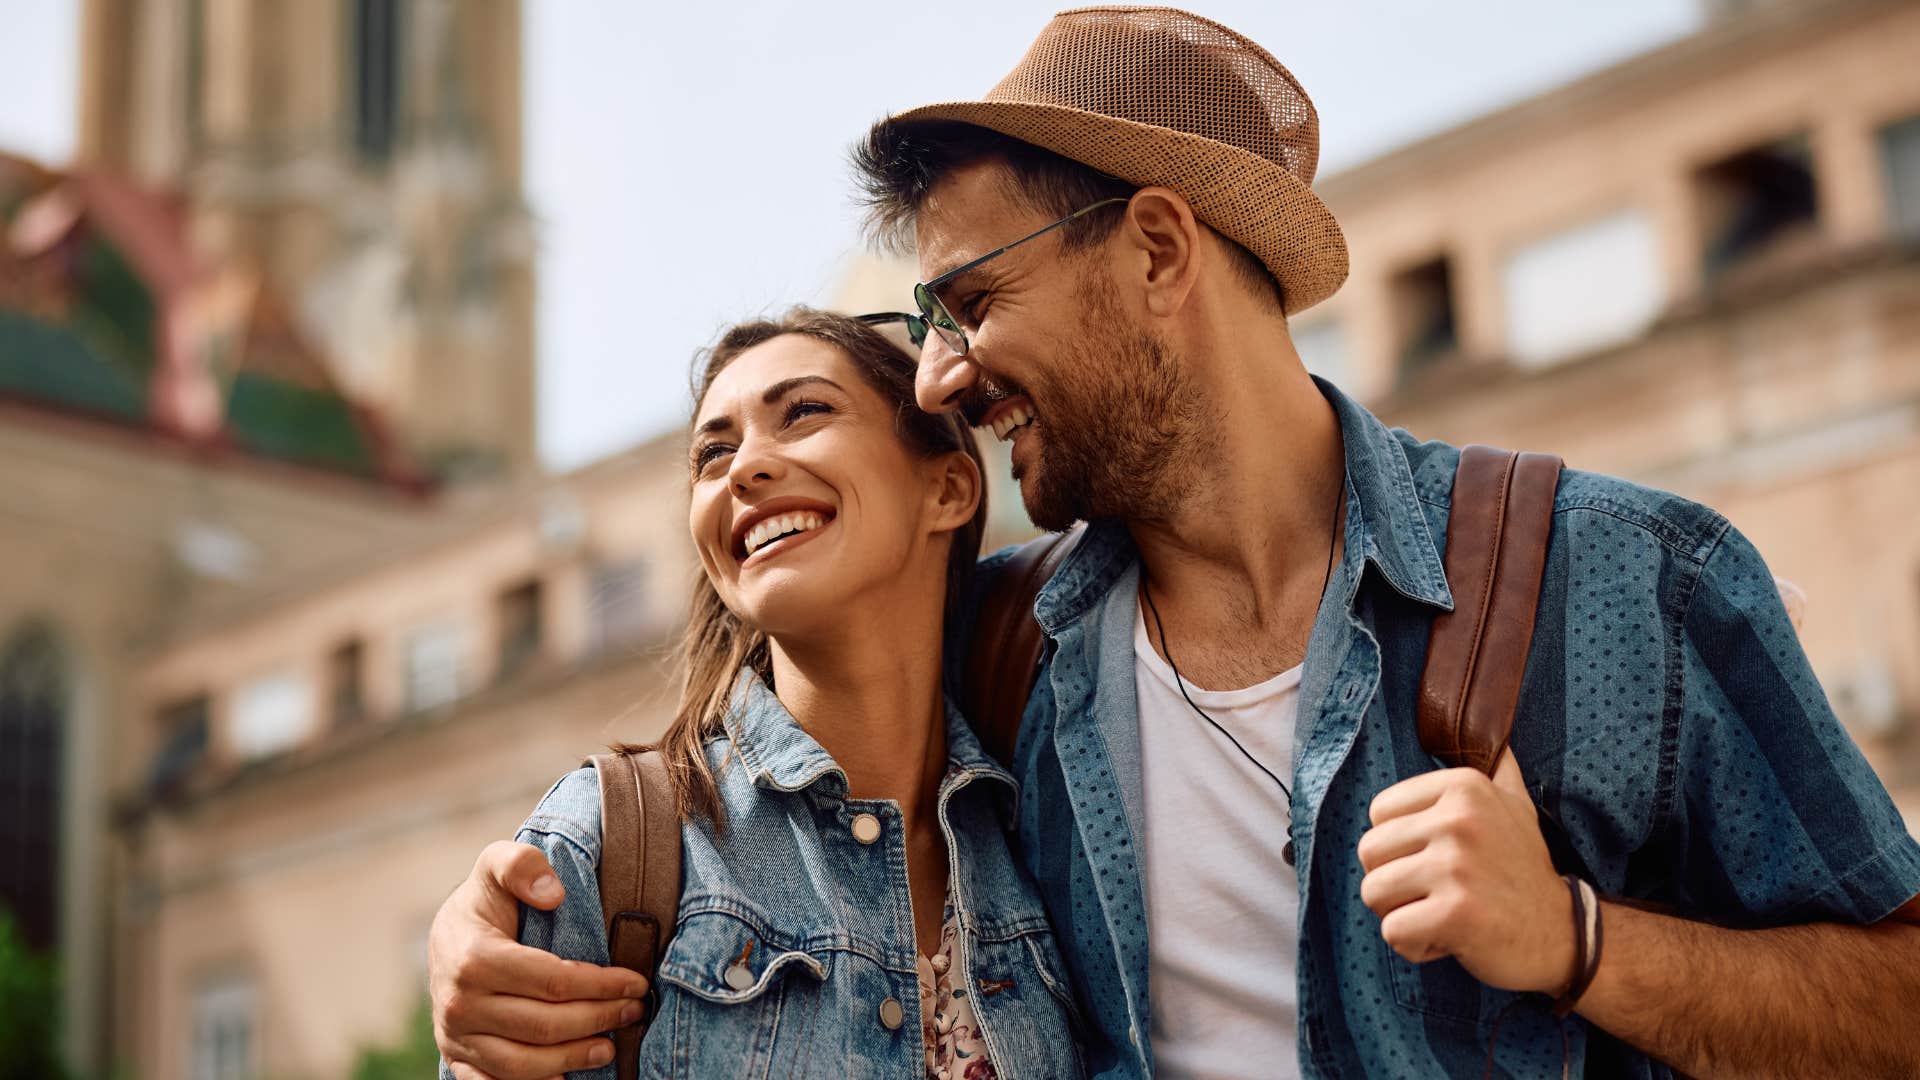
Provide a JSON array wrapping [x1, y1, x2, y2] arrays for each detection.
[[853, 119, 1285, 311]]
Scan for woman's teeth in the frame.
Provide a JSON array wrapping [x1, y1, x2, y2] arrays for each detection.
[[989, 405, 1035, 442], [744, 512, 828, 557]]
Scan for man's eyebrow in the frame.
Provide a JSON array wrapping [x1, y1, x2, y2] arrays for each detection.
[[932, 265, 993, 299]]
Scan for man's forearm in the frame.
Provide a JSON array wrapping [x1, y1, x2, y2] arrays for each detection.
[[1576, 901, 1920, 1077]]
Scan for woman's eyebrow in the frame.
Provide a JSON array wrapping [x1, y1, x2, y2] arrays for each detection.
[[693, 375, 846, 438], [761, 375, 846, 403]]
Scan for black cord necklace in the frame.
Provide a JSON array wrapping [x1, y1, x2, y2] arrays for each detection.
[[1141, 481, 1344, 869]]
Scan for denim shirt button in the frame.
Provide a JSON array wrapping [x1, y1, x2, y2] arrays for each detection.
[[878, 996, 905, 1030], [851, 813, 882, 845]]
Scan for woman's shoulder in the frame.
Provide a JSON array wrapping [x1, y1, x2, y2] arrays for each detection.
[[517, 766, 604, 863]]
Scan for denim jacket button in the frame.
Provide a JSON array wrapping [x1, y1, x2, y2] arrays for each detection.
[[878, 996, 905, 1029], [851, 813, 882, 845], [724, 962, 754, 991]]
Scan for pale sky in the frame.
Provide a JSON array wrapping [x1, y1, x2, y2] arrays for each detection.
[[0, 1, 1704, 470]]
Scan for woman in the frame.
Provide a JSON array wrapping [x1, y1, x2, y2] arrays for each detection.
[[500, 309, 1083, 1079]]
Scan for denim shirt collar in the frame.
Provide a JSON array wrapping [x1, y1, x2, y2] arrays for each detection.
[[719, 669, 1018, 810], [1032, 376, 1453, 632]]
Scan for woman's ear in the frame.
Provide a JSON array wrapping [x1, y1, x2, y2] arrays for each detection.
[[924, 449, 983, 534]]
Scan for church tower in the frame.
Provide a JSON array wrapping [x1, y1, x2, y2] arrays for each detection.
[[75, 0, 538, 479]]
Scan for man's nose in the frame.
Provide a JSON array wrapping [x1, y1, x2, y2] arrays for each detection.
[[915, 336, 976, 414]]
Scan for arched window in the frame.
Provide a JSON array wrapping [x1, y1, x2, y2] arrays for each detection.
[[0, 624, 65, 951]]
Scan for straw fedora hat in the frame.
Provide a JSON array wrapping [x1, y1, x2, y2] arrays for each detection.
[[887, 6, 1348, 316]]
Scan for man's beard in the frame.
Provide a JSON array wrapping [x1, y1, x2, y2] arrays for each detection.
[[1015, 280, 1213, 531]]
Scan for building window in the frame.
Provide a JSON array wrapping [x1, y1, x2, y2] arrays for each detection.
[[149, 695, 211, 800], [496, 580, 544, 681], [328, 640, 366, 728], [230, 671, 315, 761], [353, 0, 402, 161], [1880, 114, 1920, 237], [1501, 208, 1664, 367], [589, 561, 653, 656], [0, 624, 65, 951], [1389, 255, 1458, 378], [1290, 318, 1349, 386], [190, 973, 256, 1080], [404, 622, 463, 713], [1694, 135, 1819, 283]]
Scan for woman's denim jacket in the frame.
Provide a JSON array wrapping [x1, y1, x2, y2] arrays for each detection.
[[480, 674, 1085, 1079]]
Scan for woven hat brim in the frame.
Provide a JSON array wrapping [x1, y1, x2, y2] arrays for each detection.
[[888, 99, 1348, 316]]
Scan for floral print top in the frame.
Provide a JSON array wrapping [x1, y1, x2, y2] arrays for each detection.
[[917, 888, 998, 1080]]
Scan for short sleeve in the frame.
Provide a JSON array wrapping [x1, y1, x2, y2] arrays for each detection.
[[1670, 523, 1920, 924]]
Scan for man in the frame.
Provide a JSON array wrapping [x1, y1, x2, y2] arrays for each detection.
[[434, 9, 1920, 1078]]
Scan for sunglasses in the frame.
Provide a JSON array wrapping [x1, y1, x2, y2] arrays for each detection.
[[856, 196, 1129, 356]]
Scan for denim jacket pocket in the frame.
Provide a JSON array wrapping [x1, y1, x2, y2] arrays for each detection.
[[646, 908, 831, 1077], [960, 925, 1088, 1079]]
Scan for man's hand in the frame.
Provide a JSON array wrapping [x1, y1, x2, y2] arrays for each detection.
[[1356, 749, 1574, 994], [432, 841, 648, 1080]]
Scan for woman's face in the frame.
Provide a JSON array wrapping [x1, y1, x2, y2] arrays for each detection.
[[688, 334, 972, 637]]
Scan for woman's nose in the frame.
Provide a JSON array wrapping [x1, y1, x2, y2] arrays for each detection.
[[727, 435, 783, 492], [915, 335, 977, 414]]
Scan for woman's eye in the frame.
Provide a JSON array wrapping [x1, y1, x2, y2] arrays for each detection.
[[693, 444, 732, 472], [784, 400, 832, 424]]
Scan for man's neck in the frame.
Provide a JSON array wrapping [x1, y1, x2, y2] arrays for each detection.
[[1127, 318, 1347, 688]]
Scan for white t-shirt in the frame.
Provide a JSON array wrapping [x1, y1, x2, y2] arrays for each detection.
[[1135, 604, 1301, 1080]]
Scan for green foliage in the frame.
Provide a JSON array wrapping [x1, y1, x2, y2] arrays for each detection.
[[0, 908, 70, 1080], [350, 994, 442, 1080]]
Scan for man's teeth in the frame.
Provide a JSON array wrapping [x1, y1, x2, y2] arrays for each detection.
[[744, 512, 828, 557], [988, 405, 1036, 442]]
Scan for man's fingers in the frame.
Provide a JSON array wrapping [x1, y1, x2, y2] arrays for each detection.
[[1369, 767, 1477, 826], [457, 1032, 615, 1080], [469, 936, 649, 1002], [1356, 814, 1431, 872], [452, 976, 646, 1044], [445, 1063, 505, 1080], [1359, 848, 1436, 917], [1379, 895, 1454, 964], [480, 840, 566, 911]]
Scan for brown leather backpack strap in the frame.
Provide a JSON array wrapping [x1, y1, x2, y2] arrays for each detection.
[[586, 749, 681, 1079], [963, 525, 1085, 765], [1417, 445, 1564, 775]]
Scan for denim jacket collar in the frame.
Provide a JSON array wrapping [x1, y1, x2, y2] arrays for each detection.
[[719, 669, 1017, 810], [1032, 376, 1453, 635]]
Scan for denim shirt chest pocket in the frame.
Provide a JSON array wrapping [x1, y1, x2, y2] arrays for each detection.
[[643, 903, 834, 1078]]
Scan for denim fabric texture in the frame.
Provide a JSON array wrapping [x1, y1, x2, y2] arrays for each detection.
[[968, 379, 1920, 1079], [439, 675, 1085, 1080]]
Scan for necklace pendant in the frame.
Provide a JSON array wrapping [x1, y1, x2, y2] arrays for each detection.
[[1282, 839, 1296, 867]]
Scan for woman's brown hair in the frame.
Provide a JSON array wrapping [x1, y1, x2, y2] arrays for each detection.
[[644, 307, 986, 825]]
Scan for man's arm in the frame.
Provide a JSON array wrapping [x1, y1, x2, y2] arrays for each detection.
[[1576, 894, 1920, 1077], [1358, 756, 1920, 1078], [1360, 520, 1920, 1077], [432, 841, 646, 1080]]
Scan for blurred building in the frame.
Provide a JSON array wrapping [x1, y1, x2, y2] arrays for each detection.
[[1, 0, 1918, 1077]]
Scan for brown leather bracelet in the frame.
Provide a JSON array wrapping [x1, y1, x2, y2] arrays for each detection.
[[1552, 875, 1603, 1017]]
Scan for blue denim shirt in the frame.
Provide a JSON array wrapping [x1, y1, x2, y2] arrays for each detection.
[[981, 379, 1920, 1079], [458, 675, 1085, 1079]]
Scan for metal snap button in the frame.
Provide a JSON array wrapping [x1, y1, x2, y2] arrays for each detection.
[[724, 940, 754, 990], [851, 812, 882, 845], [878, 996, 905, 1029]]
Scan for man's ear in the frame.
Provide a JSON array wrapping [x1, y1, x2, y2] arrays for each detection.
[[925, 449, 983, 534], [1117, 186, 1202, 317]]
